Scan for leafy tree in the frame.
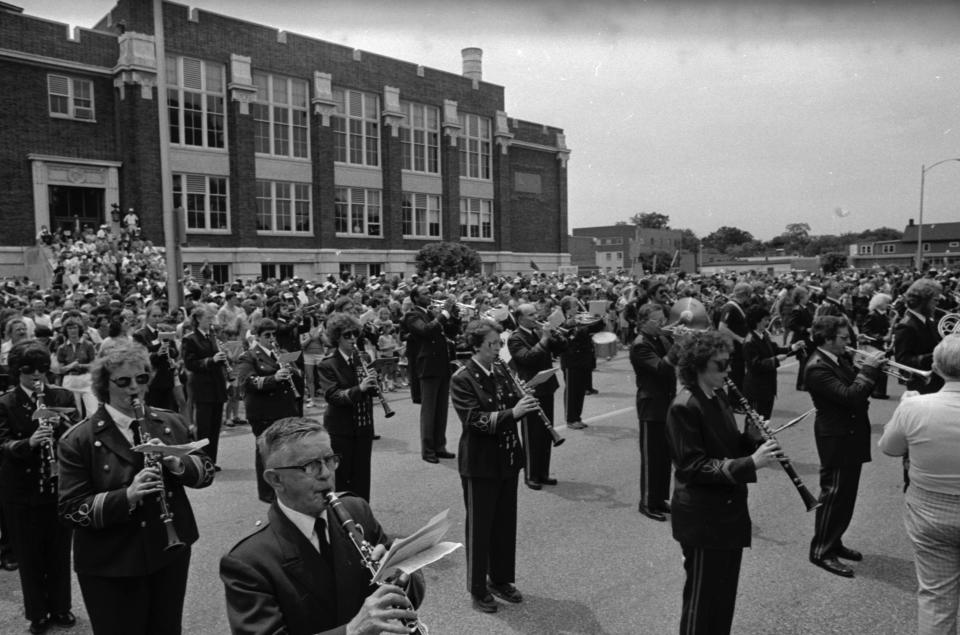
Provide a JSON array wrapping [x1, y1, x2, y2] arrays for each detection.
[[782, 222, 812, 254], [677, 228, 699, 252], [726, 239, 764, 258], [702, 226, 754, 253], [414, 242, 481, 276], [637, 249, 672, 273], [859, 227, 902, 242], [630, 212, 670, 229], [821, 252, 848, 274]]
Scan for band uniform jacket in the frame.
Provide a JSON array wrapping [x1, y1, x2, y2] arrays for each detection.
[[629, 333, 677, 422], [315, 352, 375, 439], [182, 330, 229, 403], [0, 384, 77, 505], [666, 386, 758, 549], [558, 319, 603, 370], [506, 328, 562, 398], [742, 330, 789, 402], [451, 359, 524, 480], [893, 311, 945, 393], [803, 350, 880, 468], [132, 326, 179, 394], [57, 405, 215, 576], [220, 495, 424, 635], [236, 346, 302, 423], [401, 307, 450, 379]]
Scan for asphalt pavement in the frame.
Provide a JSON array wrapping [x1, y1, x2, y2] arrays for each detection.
[[0, 350, 918, 634]]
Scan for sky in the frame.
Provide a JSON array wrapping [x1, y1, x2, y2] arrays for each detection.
[[20, 0, 960, 241]]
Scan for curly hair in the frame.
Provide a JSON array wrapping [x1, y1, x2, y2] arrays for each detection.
[[810, 315, 849, 346], [324, 312, 361, 347], [90, 340, 151, 403], [674, 330, 732, 387], [463, 318, 503, 350], [904, 279, 942, 311], [258, 417, 328, 467], [8, 340, 50, 381]]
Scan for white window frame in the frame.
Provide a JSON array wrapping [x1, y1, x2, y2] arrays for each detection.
[[401, 192, 442, 238], [458, 113, 492, 180], [256, 180, 311, 234], [252, 73, 310, 159], [173, 173, 230, 233], [334, 187, 382, 237], [332, 88, 380, 167], [858, 245, 873, 255], [166, 56, 226, 150], [923, 243, 931, 252], [459, 198, 493, 241], [261, 263, 295, 280], [47, 74, 95, 121], [881, 244, 896, 254], [399, 101, 440, 174], [950, 241, 960, 248]]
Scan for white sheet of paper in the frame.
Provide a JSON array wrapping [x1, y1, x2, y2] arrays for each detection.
[[371, 509, 461, 583]]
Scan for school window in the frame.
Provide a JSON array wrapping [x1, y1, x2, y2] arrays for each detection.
[[950, 241, 960, 248], [188, 263, 230, 284], [401, 193, 442, 238], [332, 88, 379, 166], [340, 263, 382, 278], [256, 180, 311, 233], [458, 113, 492, 180], [261, 263, 295, 280], [166, 56, 226, 148], [459, 198, 493, 240], [334, 187, 382, 236], [173, 174, 229, 231], [252, 73, 309, 158], [47, 74, 94, 121], [923, 243, 931, 252], [399, 101, 440, 174]]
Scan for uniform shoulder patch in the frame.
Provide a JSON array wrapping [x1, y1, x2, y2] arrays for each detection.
[[452, 364, 468, 377], [229, 520, 272, 550]]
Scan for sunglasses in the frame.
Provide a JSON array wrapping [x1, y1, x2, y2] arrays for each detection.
[[341, 330, 359, 339], [19, 365, 50, 375], [110, 373, 151, 387]]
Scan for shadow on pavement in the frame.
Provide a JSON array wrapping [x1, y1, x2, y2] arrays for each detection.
[[855, 553, 916, 594], [491, 593, 614, 635], [546, 480, 630, 510], [579, 424, 637, 444]]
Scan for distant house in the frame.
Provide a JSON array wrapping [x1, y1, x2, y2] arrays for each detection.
[[570, 224, 689, 274], [848, 219, 960, 269]]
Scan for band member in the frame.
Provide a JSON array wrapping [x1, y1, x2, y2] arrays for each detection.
[[508, 303, 564, 490], [629, 303, 676, 521], [666, 331, 780, 635], [236, 319, 302, 504], [316, 313, 376, 502], [220, 417, 423, 635], [558, 296, 603, 430], [805, 316, 883, 578], [452, 320, 538, 613], [0, 341, 78, 634], [861, 293, 894, 399], [182, 307, 229, 469], [893, 278, 945, 395], [401, 286, 454, 464], [717, 282, 752, 392], [57, 341, 214, 634], [742, 305, 802, 420], [788, 286, 815, 391], [132, 304, 180, 412]]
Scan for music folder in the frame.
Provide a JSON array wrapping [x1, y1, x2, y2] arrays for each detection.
[[525, 368, 560, 388]]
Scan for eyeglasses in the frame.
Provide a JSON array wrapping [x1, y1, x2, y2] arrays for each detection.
[[110, 373, 151, 387], [260, 332, 277, 339], [341, 330, 359, 339], [711, 359, 730, 372], [19, 365, 50, 375], [273, 454, 341, 477]]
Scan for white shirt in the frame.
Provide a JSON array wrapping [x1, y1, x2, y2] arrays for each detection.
[[276, 498, 329, 553]]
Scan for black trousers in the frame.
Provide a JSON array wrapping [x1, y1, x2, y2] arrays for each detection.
[[563, 366, 590, 424], [250, 419, 275, 504], [521, 395, 554, 482], [330, 433, 373, 502], [1, 501, 72, 621], [78, 547, 191, 635], [810, 464, 862, 561], [194, 401, 224, 464], [462, 474, 519, 598], [680, 546, 743, 635], [418, 375, 449, 459], [638, 420, 670, 509]]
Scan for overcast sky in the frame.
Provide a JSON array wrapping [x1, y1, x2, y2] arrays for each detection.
[[23, 0, 960, 240]]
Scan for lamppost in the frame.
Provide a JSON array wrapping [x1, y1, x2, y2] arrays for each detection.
[[917, 158, 960, 270]]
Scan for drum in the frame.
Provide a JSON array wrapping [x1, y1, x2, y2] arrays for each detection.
[[592, 331, 618, 359]]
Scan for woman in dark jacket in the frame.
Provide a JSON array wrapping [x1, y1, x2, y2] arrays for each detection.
[[787, 286, 815, 390]]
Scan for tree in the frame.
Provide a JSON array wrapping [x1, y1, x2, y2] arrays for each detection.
[[821, 252, 848, 274], [726, 239, 764, 258], [629, 212, 670, 229], [414, 242, 481, 276], [782, 222, 811, 254], [859, 227, 903, 242], [677, 228, 699, 252], [702, 226, 754, 253], [637, 250, 672, 274]]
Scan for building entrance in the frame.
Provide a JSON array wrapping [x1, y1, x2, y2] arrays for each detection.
[[48, 185, 104, 234]]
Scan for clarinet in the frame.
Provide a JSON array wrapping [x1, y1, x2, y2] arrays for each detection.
[[33, 381, 58, 494], [355, 348, 395, 418], [324, 492, 425, 634], [131, 397, 185, 551], [723, 379, 821, 512], [494, 359, 565, 447], [270, 342, 301, 398]]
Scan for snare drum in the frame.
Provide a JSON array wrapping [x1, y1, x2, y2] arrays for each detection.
[[592, 331, 618, 359]]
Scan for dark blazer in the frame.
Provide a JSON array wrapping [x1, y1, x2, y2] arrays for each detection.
[[451, 359, 524, 480], [57, 405, 214, 576], [506, 327, 561, 397], [558, 319, 603, 369], [132, 326, 179, 393], [220, 496, 424, 635], [666, 386, 758, 549], [0, 384, 76, 505], [401, 306, 449, 378], [893, 311, 945, 393], [316, 351, 375, 439], [236, 345, 301, 422], [182, 330, 228, 403], [629, 332, 676, 422], [803, 350, 880, 468], [742, 330, 788, 401]]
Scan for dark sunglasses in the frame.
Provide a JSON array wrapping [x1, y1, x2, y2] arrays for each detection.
[[341, 330, 359, 339], [19, 365, 50, 375], [110, 373, 151, 387], [712, 359, 730, 372]]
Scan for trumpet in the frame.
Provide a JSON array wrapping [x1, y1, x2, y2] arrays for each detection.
[[270, 343, 301, 398], [324, 492, 425, 634], [355, 349, 395, 418], [32, 381, 58, 494], [844, 347, 934, 383], [130, 397, 185, 552], [494, 359, 565, 447]]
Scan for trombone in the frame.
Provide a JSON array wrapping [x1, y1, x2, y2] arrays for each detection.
[[845, 347, 934, 383]]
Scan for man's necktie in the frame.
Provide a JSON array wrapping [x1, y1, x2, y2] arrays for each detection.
[[314, 517, 332, 564], [130, 419, 143, 446]]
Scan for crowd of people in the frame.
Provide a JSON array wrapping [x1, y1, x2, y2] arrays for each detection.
[[0, 256, 958, 633]]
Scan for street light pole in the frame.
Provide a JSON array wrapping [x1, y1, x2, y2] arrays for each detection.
[[917, 158, 960, 271]]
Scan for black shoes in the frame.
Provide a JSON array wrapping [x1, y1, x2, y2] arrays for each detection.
[[568, 420, 588, 430], [488, 582, 524, 603], [810, 555, 854, 578], [638, 504, 667, 522], [436, 450, 456, 459], [524, 479, 542, 490], [0, 554, 18, 571], [472, 593, 498, 613], [540, 477, 558, 486], [51, 611, 76, 627], [423, 456, 439, 464], [585, 389, 599, 395], [835, 546, 863, 562], [213, 465, 223, 472], [29, 617, 50, 634]]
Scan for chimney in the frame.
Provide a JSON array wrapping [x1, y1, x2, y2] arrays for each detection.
[[461, 47, 482, 82], [908, 218, 915, 226]]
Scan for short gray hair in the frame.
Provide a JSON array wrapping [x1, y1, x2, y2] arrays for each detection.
[[933, 334, 960, 381], [258, 417, 328, 468]]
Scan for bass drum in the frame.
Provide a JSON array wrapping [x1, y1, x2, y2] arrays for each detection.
[[592, 331, 618, 359]]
